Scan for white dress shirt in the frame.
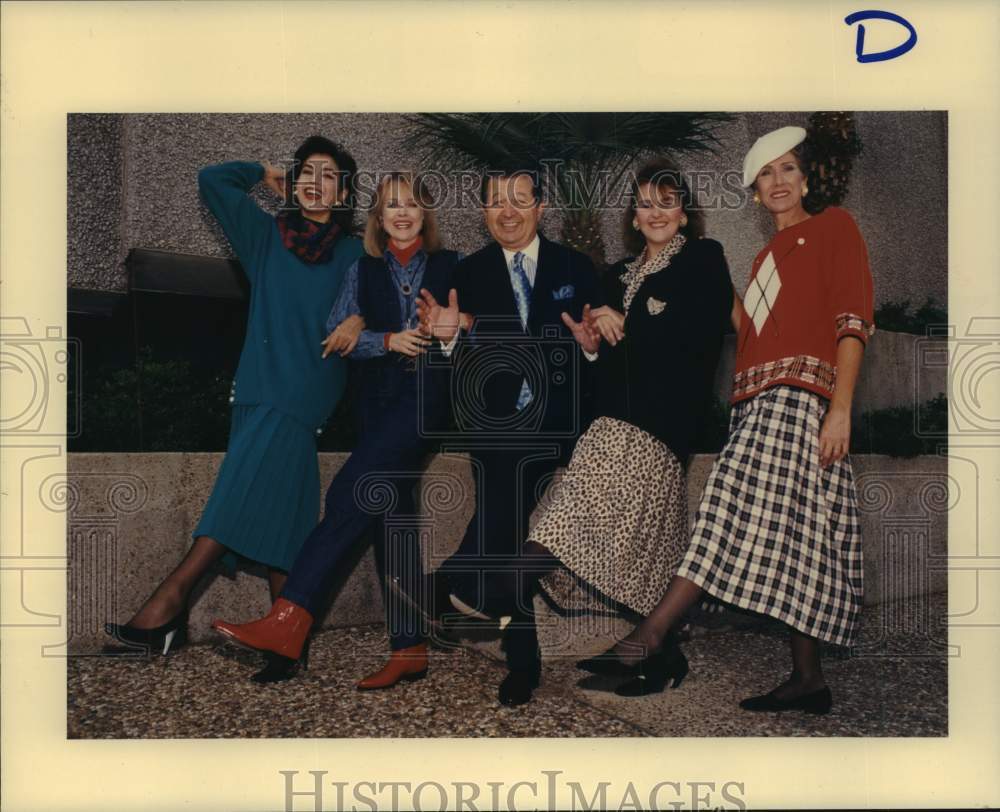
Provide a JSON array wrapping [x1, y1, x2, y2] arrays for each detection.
[[439, 234, 541, 354], [501, 234, 540, 286]]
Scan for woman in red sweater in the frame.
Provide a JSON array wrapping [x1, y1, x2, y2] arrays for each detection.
[[585, 125, 874, 712]]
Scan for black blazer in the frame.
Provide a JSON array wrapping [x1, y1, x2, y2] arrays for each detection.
[[594, 237, 733, 464], [451, 234, 603, 439]]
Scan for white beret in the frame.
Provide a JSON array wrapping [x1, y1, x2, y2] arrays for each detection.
[[742, 126, 807, 187]]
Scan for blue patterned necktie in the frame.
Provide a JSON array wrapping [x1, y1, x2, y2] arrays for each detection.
[[510, 251, 533, 410]]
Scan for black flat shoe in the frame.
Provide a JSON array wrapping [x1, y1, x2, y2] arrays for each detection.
[[498, 668, 541, 707], [614, 648, 689, 697], [739, 686, 832, 715], [250, 638, 311, 684], [104, 611, 188, 656]]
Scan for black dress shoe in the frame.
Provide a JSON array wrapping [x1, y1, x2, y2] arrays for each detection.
[[613, 648, 690, 697], [387, 570, 455, 626], [576, 672, 630, 692], [498, 669, 540, 707], [739, 686, 832, 715], [448, 591, 494, 622], [429, 571, 458, 624]]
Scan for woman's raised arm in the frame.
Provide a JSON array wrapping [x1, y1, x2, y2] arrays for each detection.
[[197, 161, 275, 277]]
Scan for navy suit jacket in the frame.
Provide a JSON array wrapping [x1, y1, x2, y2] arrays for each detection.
[[450, 234, 603, 441]]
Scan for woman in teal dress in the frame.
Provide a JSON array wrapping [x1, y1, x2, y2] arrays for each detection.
[[105, 136, 365, 670]]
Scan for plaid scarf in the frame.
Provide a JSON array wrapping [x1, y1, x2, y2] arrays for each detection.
[[619, 233, 686, 313], [276, 209, 343, 265]]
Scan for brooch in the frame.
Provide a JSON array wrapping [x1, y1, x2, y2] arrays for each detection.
[[647, 296, 667, 315]]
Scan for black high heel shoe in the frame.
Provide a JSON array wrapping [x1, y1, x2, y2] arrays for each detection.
[[104, 611, 188, 656], [739, 686, 832, 715], [613, 647, 689, 697], [576, 640, 651, 677], [250, 637, 311, 684]]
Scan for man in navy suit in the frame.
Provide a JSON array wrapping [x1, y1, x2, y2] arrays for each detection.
[[416, 167, 602, 705]]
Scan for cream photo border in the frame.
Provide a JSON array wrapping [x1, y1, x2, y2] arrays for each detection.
[[2, 1, 998, 809]]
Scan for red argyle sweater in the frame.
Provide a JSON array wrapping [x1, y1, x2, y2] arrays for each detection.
[[732, 206, 875, 403]]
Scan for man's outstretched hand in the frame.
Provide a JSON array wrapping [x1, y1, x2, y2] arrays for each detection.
[[417, 288, 461, 343], [561, 304, 601, 355]]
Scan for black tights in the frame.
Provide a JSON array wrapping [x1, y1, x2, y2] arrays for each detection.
[[128, 536, 287, 629], [617, 573, 825, 697]]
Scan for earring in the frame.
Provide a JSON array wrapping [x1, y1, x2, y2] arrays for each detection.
[[632, 220, 640, 231], [680, 215, 688, 227], [802, 185, 809, 197], [753, 192, 760, 204]]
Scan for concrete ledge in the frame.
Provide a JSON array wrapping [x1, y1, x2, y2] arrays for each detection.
[[66, 452, 948, 654]]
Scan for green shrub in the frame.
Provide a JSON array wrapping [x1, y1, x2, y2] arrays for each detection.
[[873, 298, 947, 335], [72, 351, 948, 458], [73, 348, 232, 451], [692, 395, 948, 458], [73, 347, 361, 452], [851, 394, 948, 457]]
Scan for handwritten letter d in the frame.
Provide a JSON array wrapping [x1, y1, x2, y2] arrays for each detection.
[[845, 10, 917, 63]]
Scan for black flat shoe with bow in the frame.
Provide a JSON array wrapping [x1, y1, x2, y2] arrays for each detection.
[[739, 686, 832, 715]]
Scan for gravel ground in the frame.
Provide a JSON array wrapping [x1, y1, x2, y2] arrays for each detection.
[[68, 593, 948, 739]]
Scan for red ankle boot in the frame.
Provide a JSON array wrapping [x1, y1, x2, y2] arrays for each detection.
[[212, 598, 313, 660], [356, 643, 428, 690]]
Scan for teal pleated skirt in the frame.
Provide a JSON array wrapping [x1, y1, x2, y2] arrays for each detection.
[[193, 404, 320, 573]]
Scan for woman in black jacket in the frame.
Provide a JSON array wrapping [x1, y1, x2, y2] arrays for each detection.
[[524, 158, 734, 692]]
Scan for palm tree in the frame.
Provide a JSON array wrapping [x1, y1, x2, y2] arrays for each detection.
[[402, 112, 734, 267]]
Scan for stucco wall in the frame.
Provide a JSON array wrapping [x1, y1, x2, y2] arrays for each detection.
[[68, 111, 947, 310]]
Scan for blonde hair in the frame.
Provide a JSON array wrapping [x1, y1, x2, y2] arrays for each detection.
[[363, 171, 442, 257]]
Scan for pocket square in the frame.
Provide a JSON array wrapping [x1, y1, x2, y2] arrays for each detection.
[[552, 284, 575, 301], [647, 296, 667, 315]]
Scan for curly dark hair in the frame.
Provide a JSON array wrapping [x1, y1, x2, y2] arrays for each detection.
[[285, 134, 358, 233], [623, 158, 705, 255]]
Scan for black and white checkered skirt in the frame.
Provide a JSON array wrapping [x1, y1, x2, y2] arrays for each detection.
[[676, 385, 864, 646]]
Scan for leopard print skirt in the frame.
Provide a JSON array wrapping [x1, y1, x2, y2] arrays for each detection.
[[529, 416, 687, 617]]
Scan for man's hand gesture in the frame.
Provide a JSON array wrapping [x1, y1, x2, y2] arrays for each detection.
[[416, 288, 461, 343], [561, 304, 601, 355]]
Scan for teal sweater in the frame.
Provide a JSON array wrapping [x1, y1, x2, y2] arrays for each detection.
[[197, 161, 364, 434]]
